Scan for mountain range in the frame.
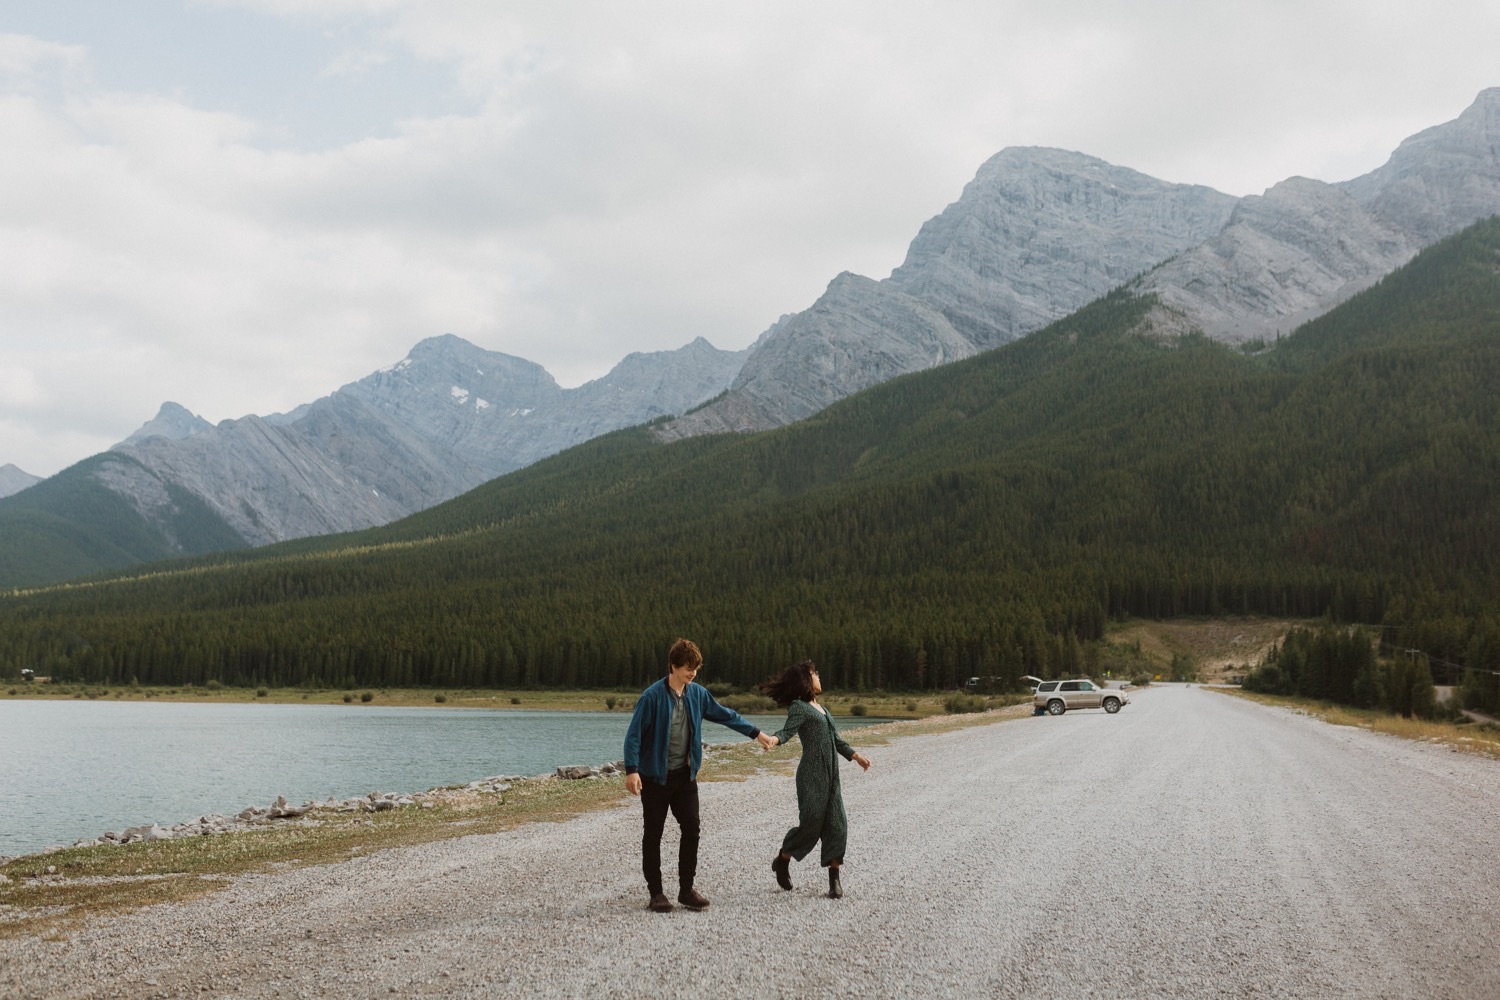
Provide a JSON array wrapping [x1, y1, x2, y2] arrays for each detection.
[[5, 211, 1496, 692], [104, 334, 746, 548], [659, 87, 1500, 437], [2, 87, 1498, 590]]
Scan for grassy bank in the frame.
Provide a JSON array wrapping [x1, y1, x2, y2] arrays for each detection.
[[1219, 688, 1500, 758], [0, 681, 966, 718], [0, 705, 1029, 938]]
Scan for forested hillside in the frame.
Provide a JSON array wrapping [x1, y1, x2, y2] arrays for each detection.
[[0, 453, 247, 587], [3, 218, 1498, 694]]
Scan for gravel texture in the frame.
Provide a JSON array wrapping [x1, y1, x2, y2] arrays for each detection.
[[4, 685, 1499, 999]]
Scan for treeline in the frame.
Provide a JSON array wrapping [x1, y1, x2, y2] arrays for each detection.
[[1381, 594, 1500, 718], [1240, 624, 1441, 719], [3, 219, 1500, 692]]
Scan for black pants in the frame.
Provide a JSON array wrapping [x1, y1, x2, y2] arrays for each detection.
[[640, 767, 700, 895]]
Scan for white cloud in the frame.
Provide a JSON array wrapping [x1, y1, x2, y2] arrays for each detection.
[[1, 1, 1498, 477]]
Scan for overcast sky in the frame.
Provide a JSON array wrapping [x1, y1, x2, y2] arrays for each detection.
[[2, 0, 1496, 478]]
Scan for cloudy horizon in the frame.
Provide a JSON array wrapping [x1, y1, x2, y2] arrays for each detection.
[[2, 1, 1497, 478]]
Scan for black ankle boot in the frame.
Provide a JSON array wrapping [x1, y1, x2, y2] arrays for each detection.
[[772, 854, 793, 890], [828, 867, 843, 899]]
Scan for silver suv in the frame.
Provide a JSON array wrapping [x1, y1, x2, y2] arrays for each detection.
[[1033, 678, 1129, 715]]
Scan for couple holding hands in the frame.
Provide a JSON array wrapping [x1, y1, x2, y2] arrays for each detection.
[[622, 638, 872, 913]]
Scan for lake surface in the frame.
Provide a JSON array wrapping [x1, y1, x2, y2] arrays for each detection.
[[0, 700, 884, 859]]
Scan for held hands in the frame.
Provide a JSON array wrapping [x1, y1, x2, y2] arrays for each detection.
[[851, 752, 871, 771], [756, 732, 779, 750], [625, 772, 642, 796]]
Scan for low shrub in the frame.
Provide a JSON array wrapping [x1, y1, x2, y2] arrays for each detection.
[[719, 692, 777, 713], [360, 691, 375, 703], [434, 694, 447, 704], [850, 704, 868, 716], [943, 693, 988, 715]]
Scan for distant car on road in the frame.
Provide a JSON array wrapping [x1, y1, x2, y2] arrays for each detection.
[[1033, 678, 1129, 715]]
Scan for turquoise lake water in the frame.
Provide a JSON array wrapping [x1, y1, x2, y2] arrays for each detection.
[[0, 700, 882, 859]]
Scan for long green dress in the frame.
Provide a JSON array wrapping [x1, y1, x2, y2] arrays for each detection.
[[773, 699, 857, 867]]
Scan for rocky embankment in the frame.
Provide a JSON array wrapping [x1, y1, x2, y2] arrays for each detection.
[[24, 759, 632, 861]]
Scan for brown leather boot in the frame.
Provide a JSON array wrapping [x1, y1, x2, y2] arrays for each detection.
[[648, 892, 674, 912]]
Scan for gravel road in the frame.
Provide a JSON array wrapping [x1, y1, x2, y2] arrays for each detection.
[[4, 685, 1499, 999]]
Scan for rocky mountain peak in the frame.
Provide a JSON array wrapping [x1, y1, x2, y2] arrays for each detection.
[[588, 337, 740, 392], [658, 146, 1237, 440], [115, 402, 214, 449], [887, 146, 1238, 346], [95, 333, 744, 550], [1135, 175, 1423, 342], [0, 463, 41, 499], [1135, 90, 1500, 343], [359, 335, 559, 409], [1341, 87, 1500, 242]]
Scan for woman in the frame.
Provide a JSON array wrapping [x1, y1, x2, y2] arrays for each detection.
[[761, 659, 871, 899]]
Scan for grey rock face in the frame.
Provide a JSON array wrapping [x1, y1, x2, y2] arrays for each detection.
[[659, 147, 1238, 440], [889, 147, 1239, 347], [0, 463, 40, 499], [687, 271, 977, 431], [119, 413, 414, 545], [663, 91, 1500, 442], [1137, 89, 1500, 342], [1342, 87, 1500, 243], [102, 334, 747, 546], [115, 402, 214, 448], [1136, 177, 1423, 342]]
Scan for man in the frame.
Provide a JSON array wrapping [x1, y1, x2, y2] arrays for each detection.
[[624, 637, 775, 912]]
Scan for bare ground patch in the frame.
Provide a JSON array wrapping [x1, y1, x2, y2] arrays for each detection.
[[1105, 615, 1312, 682]]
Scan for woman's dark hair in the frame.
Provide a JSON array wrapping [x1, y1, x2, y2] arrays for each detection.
[[759, 659, 817, 708]]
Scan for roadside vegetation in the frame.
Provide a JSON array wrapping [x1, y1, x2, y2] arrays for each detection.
[[1222, 688, 1500, 760]]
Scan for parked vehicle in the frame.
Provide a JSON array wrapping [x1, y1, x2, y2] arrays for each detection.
[[1033, 678, 1129, 715]]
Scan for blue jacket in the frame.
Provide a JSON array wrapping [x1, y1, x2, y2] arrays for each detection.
[[624, 678, 762, 784]]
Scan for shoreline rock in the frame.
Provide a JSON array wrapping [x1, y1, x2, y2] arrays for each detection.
[[4, 739, 753, 864]]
